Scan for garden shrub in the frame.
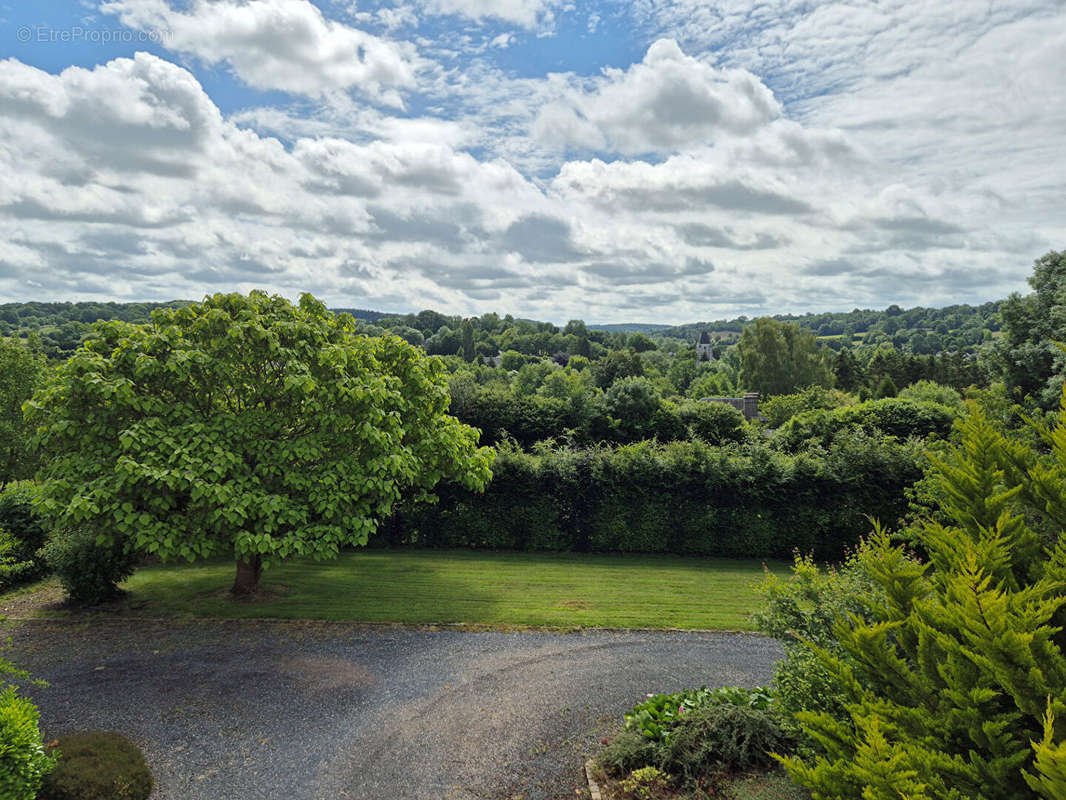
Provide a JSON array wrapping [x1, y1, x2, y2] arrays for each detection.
[[0, 685, 56, 800], [0, 529, 38, 589], [599, 729, 664, 776], [0, 485, 48, 588], [754, 550, 878, 722], [38, 731, 152, 800], [663, 704, 796, 782], [625, 686, 776, 742], [779, 402, 1066, 799], [39, 528, 138, 604], [619, 765, 672, 799]]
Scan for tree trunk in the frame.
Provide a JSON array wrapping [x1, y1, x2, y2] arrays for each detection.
[[232, 555, 263, 596]]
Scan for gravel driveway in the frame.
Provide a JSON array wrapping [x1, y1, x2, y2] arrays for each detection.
[[6, 618, 782, 800]]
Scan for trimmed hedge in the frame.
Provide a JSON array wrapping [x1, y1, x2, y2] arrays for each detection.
[[384, 431, 924, 561]]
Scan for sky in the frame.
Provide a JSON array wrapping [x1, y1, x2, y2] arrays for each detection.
[[0, 0, 1062, 324]]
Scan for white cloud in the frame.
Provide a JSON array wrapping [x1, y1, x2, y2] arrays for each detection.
[[101, 0, 424, 104], [412, 0, 562, 29], [533, 39, 780, 154], [0, 0, 1062, 323]]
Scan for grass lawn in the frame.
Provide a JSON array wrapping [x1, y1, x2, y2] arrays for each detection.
[[103, 549, 785, 630]]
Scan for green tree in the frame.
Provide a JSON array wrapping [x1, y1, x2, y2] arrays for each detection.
[[780, 402, 1066, 799], [0, 339, 44, 489], [627, 332, 657, 353], [874, 374, 898, 398], [832, 349, 865, 393], [27, 292, 493, 596], [460, 319, 476, 363], [738, 318, 832, 396], [997, 250, 1066, 406], [593, 349, 644, 389]]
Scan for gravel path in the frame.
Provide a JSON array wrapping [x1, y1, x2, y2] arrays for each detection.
[[6, 618, 783, 800]]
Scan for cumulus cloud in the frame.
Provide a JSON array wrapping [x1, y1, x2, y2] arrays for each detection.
[[412, 0, 563, 29], [0, 0, 1059, 323], [101, 0, 423, 104], [533, 39, 780, 154]]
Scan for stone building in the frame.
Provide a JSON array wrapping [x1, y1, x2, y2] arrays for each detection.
[[696, 331, 715, 361], [701, 393, 762, 421]]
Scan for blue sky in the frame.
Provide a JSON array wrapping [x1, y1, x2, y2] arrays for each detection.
[[0, 0, 1062, 322]]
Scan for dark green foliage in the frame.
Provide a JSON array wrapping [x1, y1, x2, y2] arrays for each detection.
[[678, 401, 748, 444], [832, 349, 865, 393], [39, 528, 139, 604], [390, 435, 922, 560], [600, 729, 664, 775], [0, 339, 45, 488], [0, 530, 37, 589], [779, 402, 1066, 799], [448, 385, 581, 448], [774, 398, 955, 451], [593, 349, 644, 389], [0, 686, 56, 800], [627, 332, 658, 352], [0, 486, 48, 588], [598, 377, 663, 442], [873, 374, 897, 398], [664, 704, 796, 780], [39, 732, 152, 800]]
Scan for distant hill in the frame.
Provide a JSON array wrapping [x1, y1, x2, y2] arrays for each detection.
[[330, 308, 391, 323], [588, 323, 675, 333], [1, 297, 1004, 360]]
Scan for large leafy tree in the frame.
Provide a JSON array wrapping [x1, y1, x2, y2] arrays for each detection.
[[27, 292, 493, 595], [738, 317, 832, 396], [997, 249, 1066, 406], [0, 338, 45, 490]]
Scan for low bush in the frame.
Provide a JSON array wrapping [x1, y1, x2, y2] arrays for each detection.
[[0, 486, 49, 589], [599, 729, 663, 776], [38, 731, 152, 800], [625, 686, 775, 742], [600, 691, 798, 792], [0, 685, 56, 800], [619, 765, 672, 799], [39, 529, 138, 605], [663, 704, 796, 782]]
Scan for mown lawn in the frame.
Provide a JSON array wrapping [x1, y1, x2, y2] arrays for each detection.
[[111, 549, 785, 630]]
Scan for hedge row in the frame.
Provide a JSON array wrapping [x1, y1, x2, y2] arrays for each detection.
[[382, 431, 925, 561]]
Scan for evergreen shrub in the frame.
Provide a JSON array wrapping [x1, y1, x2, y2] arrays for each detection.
[[779, 401, 1066, 799], [0, 685, 56, 800], [38, 732, 152, 800], [39, 528, 138, 604]]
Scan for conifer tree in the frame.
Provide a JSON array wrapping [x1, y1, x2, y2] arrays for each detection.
[[780, 399, 1066, 800]]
